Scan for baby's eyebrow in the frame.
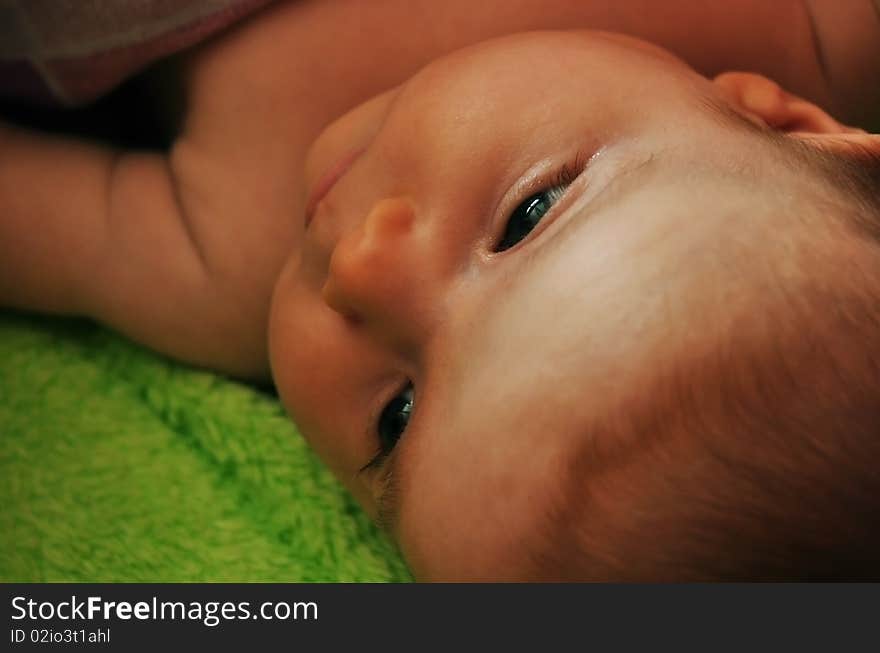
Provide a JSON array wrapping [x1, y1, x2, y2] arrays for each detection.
[[513, 152, 660, 279], [559, 153, 658, 230]]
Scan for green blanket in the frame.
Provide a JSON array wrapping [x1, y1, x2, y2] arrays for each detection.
[[0, 312, 410, 581]]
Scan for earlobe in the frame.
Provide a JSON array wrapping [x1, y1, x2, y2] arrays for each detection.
[[712, 71, 864, 135]]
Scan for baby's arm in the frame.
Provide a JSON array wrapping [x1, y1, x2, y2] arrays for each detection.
[[0, 121, 265, 379]]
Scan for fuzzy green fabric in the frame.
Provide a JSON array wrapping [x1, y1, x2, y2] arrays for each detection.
[[0, 312, 411, 582]]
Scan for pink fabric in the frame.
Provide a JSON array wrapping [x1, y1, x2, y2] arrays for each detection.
[[0, 0, 276, 107]]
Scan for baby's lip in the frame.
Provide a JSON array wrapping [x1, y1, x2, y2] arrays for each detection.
[[304, 148, 366, 227]]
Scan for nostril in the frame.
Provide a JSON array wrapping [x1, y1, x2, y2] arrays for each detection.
[[321, 274, 360, 321], [321, 218, 369, 316]]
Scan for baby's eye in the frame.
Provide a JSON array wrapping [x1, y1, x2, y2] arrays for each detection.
[[496, 185, 567, 252], [377, 383, 413, 452]]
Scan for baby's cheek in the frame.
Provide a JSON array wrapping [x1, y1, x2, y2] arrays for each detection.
[[269, 267, 399, 514]]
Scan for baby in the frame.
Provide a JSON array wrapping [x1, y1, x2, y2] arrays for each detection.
[[2, 0, 880, 580]]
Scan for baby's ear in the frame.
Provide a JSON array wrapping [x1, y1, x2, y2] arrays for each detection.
[[712, 71, 860, 134], [713, 71, 880, 156]]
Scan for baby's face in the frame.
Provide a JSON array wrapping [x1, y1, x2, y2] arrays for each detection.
[[268, 31, 815, 579]]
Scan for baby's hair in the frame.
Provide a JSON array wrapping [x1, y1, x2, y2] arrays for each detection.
[[789, 137, 880, 245], [700, 91, 880, 240], [527, 112, 880, 580]]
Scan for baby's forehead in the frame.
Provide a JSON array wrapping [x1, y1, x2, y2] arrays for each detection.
[[393, 156, 852, 574]]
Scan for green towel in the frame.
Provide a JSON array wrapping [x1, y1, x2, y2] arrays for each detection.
[[0, 312, 410, 582]]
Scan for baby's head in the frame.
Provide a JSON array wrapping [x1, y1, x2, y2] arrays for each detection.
[[268, 30, 880, 580]]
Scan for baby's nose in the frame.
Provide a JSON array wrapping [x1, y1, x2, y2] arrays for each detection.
[[322, 197, 433, 348]]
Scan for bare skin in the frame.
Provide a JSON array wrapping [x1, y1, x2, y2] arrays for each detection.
[[0, 0, 878, 380], [1, 0, 880, 579], [267, 31, 880, 580]]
